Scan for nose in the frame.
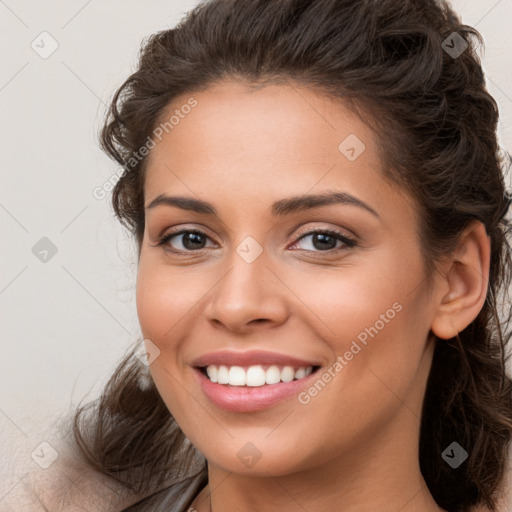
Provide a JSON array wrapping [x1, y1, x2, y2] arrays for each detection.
[[204, 251, 289, 334]]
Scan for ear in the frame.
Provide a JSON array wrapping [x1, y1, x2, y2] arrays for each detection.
[[431, 221, 490, 340]]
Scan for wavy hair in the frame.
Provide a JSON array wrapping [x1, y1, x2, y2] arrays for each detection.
[[71, 1, 512, 510]]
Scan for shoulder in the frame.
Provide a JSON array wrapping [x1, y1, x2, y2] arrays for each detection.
[[0, 418, 139, 512], [1, 413, 208, 512]]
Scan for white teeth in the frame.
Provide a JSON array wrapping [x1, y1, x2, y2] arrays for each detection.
[[228, 366, 246, 386], [265, 365, 281, 385], [206, 365, 218, 383], [217, 365, 229, 384], [294, 368, 306, 379], [204, 364, 315, 386], [247, 365, 266, 387], [281, 366, 295, 382]]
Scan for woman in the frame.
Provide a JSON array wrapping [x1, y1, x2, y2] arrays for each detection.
[[65, 0, 512, 511]]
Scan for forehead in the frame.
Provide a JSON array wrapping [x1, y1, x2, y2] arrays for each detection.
[[143, 80, 411, 223]]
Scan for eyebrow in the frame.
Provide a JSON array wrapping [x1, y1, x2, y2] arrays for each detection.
[[145, 191, 379, 218]]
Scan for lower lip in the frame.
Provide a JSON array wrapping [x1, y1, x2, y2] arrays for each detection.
[[194, 368, 319, 412]]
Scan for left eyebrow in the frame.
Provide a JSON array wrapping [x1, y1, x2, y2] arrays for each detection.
[[145, 190, 379, 218], [271, 191, 379, 218]]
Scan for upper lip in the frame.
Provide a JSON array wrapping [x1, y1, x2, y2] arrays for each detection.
[[191, 350, 321, 368]]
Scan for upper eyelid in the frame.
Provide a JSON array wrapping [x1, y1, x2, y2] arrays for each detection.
[[293, 224, 356, 241], [157, 221, 355, 239], [158, 225, 356, 250]]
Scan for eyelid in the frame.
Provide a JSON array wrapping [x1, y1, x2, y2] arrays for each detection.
[[154, 223, 358, 253], [292, 224, 357, 245], [153, 223, 219, 244], [152, 226, 219, 249]]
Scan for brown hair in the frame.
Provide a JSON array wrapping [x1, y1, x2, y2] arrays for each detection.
[[72, 1, 512, 510]]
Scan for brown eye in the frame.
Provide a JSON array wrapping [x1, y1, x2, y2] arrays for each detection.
[[157, 230, 215, 252], [290, 229, 357, 252]]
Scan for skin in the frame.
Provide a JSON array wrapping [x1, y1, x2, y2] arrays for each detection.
[[136, 79, 490, 512]]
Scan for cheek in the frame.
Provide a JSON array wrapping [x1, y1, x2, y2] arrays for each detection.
[[284, 255, 416, 347], [284, 252, 431, 394], [136, 259, 204, 341]]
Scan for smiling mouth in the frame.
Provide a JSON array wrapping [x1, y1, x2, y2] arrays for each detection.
[[198, 364, 321, 387]]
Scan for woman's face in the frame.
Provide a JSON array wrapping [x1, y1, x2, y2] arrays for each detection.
[[137, 80, 440, 477]]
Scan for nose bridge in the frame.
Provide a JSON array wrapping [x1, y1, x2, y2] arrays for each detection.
[[205, 239, 288, 330]]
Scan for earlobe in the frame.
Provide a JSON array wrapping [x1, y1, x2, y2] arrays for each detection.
[[431, 221, 490, 340]]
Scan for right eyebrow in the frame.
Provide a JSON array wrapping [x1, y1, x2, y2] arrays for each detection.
[[146, 195, 217, 215]]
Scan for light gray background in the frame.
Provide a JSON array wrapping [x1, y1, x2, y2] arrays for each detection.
[[1, 0, 511, 508]]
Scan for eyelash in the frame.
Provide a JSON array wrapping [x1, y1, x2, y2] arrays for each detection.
[[154, 227, 357, 254]]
